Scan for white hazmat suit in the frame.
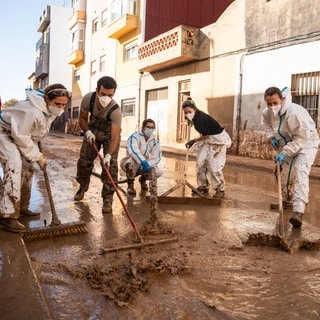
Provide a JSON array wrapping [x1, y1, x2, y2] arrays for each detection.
[[262, 99, 319, 213], [0, 89, 56, 218]]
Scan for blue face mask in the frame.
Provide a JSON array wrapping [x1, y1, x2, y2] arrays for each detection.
[[144, 128, 154, 138]]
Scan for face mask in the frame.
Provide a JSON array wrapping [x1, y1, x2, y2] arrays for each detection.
[[144, 128, 154, 138], [48, 105, 64, 117], [270, 104, 282, 116], [186, 112, 195, 121], [99, 96, 112, 108]]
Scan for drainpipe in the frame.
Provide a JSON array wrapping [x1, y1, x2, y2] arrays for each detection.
[[235, 53, 248, 155], [137, 71, 143, 129]]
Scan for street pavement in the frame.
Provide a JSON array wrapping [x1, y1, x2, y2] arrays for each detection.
[[1, 135, 319, 319]]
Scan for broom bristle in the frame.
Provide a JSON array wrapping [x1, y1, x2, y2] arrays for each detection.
[[23, 222, 88, 241]]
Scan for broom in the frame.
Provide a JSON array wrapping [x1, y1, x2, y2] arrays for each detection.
[[23, 142, 88, 241]]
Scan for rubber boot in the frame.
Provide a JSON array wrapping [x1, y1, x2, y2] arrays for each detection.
[[289, 212, 303, 228], [139, 176, 148, 191], [0, 218, 26, 233], [74, 187, 85, 201], [127, 180, 136, 196], [20, 209, 40, 217], [102, 196, 113, 214]]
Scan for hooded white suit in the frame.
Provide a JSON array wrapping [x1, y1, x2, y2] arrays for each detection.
[[262, 100, 320, 213], [0, 89, 56, 217]]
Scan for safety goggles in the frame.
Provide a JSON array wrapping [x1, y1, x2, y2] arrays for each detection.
[[46, 88, 72, 98]]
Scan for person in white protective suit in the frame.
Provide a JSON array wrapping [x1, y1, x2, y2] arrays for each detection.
[[120, 119, 162, 197], [262, 86, 319, 228], [183, 98, 232, 198], [0, 84, 71, 233]]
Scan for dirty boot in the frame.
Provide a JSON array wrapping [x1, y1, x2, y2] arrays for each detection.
[[192, 186, 209, 195], [139, 176, 148, 191], [127, 179, 136, 196], [102, 197, 113, 214], [214, 190, 225, 199], [289, 212, 303, 228], [20, 209, 40, 217], [0, 218, 26, 233], [270, 200, 293, 210], [74, 187, 85, 201]]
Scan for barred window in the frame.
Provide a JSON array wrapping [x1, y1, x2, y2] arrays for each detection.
[[291, 72, 320, 127]]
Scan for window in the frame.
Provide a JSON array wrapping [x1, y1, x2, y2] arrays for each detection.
[[73, 106, 80, 119], [124, 41, 137, 61], [101, 9, 108, 27], [110, 0, 137, 23], [70, 28, 84, 52], [291, 71, 320, 127], [91, 60, 97, 76], [100, 55, 106, 72], [92, 19, 98, 33], [121, 98, 135, 116], [74, 69, 80, 82]]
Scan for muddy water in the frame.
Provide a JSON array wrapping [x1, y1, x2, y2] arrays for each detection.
[[16, 136, 320, 319]]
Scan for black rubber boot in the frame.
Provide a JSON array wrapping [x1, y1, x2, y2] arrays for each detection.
[[74, 188, 85, 201], [139, 176, 148, 191], [127, 180, 137, 196], [289, 212, 303, 228]]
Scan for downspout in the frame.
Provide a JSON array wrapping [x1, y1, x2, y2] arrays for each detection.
[[235, 53, 248, 155], [137, 71, 143, 129]]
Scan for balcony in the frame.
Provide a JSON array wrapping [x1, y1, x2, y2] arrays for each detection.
[[67, 50, 84, 65], [37, 5, 50, 33], [68, 10, 86, 29], [35, 44, 49, 79], [138, 25, 208, 73], [106, 14, 138, 39]]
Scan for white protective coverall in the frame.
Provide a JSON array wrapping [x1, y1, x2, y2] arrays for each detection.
[[0, 89, 56, 218], [262, 100, 319, 213], [190, 130, 232, 192], [120, 129, 162, 178]]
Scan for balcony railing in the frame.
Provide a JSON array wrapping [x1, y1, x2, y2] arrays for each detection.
[[106, 14, 138, 39], [138, 25, 208, 73], [35, 44, 49, 79]]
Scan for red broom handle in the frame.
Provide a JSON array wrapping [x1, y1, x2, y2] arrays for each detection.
[[93, 143, 143, 242]]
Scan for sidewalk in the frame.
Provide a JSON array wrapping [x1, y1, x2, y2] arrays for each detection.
[[1, 133, 319, 319]]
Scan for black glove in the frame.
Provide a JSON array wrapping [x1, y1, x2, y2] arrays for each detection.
[[185, 139, 196, 149]]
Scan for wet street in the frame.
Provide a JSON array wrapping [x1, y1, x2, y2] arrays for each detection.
[[2, 134, 320, 319]]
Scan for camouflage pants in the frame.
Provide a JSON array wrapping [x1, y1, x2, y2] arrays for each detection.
[[76, 132, 119, 199]]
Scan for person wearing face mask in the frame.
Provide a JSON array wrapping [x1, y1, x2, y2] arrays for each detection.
[[262, 86, 319, 228], [74, 76, 122, 214], [183, 98, 231, 198], [0, 84, 71, 233], [120, 119, 162, 196]]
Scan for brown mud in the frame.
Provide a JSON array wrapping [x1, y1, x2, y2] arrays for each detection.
[[2, 134, 320, 319]]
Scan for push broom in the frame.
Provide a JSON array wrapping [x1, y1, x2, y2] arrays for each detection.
[[23, 142, 88, 241], [93, 143, 178, 253]]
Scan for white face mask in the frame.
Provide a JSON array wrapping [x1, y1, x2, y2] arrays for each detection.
[[186, 112, 195, 121], [270, 104, 282, 116], [99, 96, 112, 108], [48, 105, 64, 117], [144, 128, 154, 138]]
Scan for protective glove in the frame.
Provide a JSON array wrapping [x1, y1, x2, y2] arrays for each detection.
[[185, 139, 196, 149], [103, 153, 111, 167], [85, 130, 95, 145], [275, 152, 286, 166], [271, 137, 280, 149], [141, 160, 151, 172], [37, 154, 47, 169]]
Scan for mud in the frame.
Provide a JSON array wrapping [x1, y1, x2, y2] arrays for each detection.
[[2, 134, 320, 319]]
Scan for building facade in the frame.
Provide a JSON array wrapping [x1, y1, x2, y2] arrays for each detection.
[[33, 4, 72, 131]]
